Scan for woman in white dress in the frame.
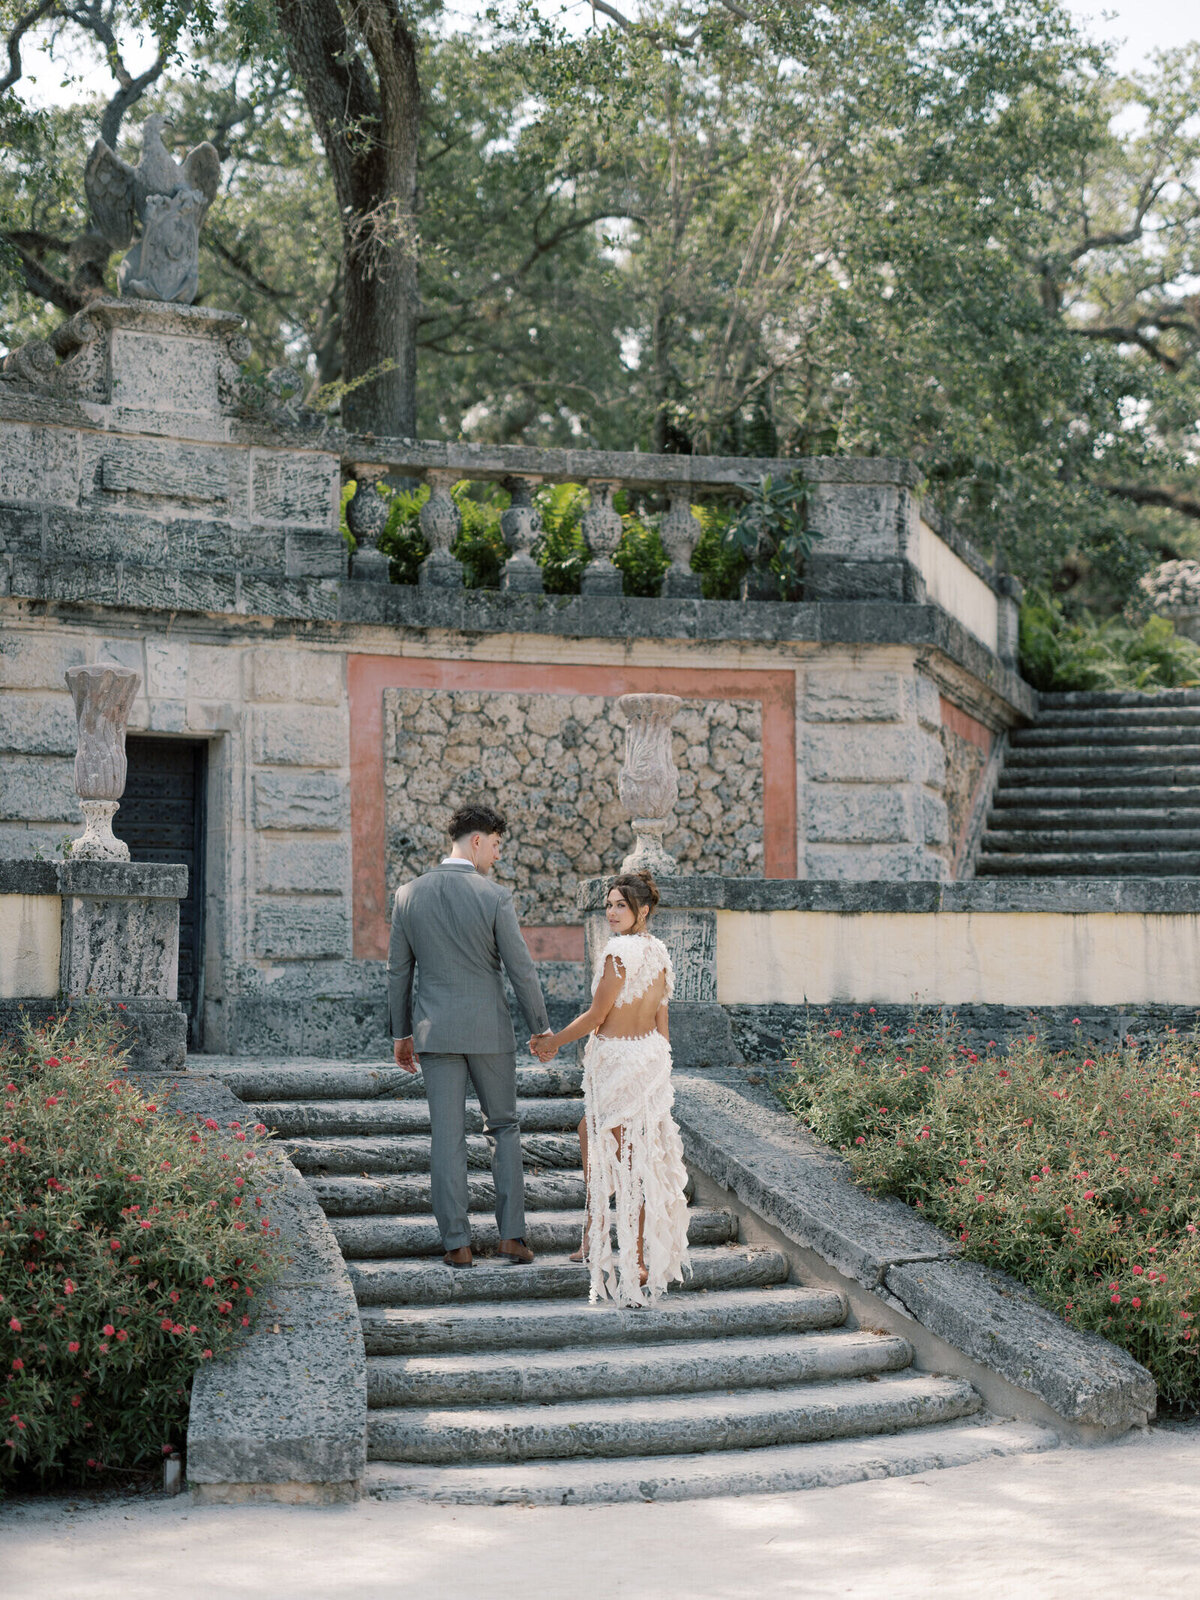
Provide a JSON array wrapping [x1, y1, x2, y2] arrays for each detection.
[[532, 871, 690, 1307]]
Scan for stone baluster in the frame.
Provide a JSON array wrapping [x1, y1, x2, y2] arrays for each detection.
[[346, 467, 390, 582], [418, 469, 464, 588], [617, 692, 683, 875], [65, 664, 140, 860], [500, 475, 544, 593], [660, 490, 702, 598], [580, 478, 624, 596]]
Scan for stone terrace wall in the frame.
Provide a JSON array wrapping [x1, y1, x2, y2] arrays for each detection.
[[384, 690, 763, 923]]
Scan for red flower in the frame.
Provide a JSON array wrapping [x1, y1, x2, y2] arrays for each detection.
[[1131, 1297, 1142, 1308], [1111, 1293, 1121, 1304], [116, 1330, 128, 1343], [7, 1317, 20, 1332], [11, 1359, 23, 1372], [854, 1135, 866, 1145], [203, 1276, 215, 1288], [67, 1341, 79, 1353], [44, 1056, 60, 1067], [71, 1396, 81, 1407], [102, 1323, 115, 1336], [201, 1349, 213, 1359]]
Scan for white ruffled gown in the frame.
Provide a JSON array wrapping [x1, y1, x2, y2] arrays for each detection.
[[581, 932, 691, 1307]]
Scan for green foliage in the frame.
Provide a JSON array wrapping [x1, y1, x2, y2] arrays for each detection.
[[690, 504, 747, 600], [613, 496, 670, 598], [721, 473, 816, 600], [779, 1014, 1200, 1411], [1019, 591, 1200, 692], [532, 483, 589, 594], [0, 1009, 283, 1489]]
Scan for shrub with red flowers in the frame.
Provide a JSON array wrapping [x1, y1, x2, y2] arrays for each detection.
[[0, 1010, 282, 1489], [779, 1014, 1200, 1410]]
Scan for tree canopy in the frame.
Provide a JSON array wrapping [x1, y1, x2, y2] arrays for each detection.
[[1, 0, 1198, 607]]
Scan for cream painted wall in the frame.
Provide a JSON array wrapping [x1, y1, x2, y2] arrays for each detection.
[[0, 894, 61, 998], [916, 520, 999, 654], [716, 909, 1200, 1007]]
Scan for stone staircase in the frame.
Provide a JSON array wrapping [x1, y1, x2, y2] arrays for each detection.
[[977, 688, 1200, 877], [200, 1054, 1056, 1503]]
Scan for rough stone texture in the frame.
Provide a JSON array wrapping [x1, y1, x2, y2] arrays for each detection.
[[0, 756, 77, 821], [385, 690, 763, 923], [100, 438, 231, 503], [60, 885, 180, 996], [252, 899, 350, 961], [173, 1074, 367, 1493], [256, 838, 349, 896], [253, 706, 346, 769], [673, 1067, 1155, 1433], [252, 772, 348, 831], [0, 691, 78, 755], [883, 1259, 1156, 1429], [725, 1001, 1200, 1062], [942, 722, 988, 857]]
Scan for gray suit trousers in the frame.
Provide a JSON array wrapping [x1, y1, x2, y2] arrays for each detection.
[[421, 1051, 525, 1249]]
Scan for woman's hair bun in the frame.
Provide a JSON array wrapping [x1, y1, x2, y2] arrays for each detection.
[[608, 869, 660, 916]]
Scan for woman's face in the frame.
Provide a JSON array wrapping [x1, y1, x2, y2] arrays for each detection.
[[605, 888, 643, 935]]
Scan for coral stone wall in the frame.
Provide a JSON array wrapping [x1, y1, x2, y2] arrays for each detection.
[[383, 689, 764, 922]]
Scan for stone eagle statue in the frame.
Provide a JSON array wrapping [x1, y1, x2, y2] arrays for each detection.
[[85, 114, 221, 305]]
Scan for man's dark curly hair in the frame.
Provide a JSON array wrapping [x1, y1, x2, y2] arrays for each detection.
[[448, 802, 507, 841]]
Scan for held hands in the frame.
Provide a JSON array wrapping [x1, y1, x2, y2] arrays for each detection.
[[394, 1036, 419, 1075], [530, 1031, 558, 1063]]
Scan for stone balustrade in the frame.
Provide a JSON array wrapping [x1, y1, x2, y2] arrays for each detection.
[[340, 440, 1020, 663]]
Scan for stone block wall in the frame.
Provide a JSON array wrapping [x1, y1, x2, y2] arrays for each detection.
[[384, 689, 763, 923], [798, 660, 950, 881]]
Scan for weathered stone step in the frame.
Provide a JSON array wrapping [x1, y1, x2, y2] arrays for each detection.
[[983, 827, 1200, 852], [365, 1329, 912, 1408], [991, 786, 1200, 811], [311, 1170, 586, 1217], [1032, 705, 1200, 729], [1039, 687, 1200, 710], [997, 763, 1200, 790], [332, 1206, 736, 1261], [283, 1132, 580, 1175], [362, 1417, 1058, 1504], [198, 1058, 582, 1102], [988, 807, 1200, 831], [1005, 743, 1200, 769], [1012, 724, 1200, 748], [350, 1245, 789, 1306], [359, 1285, 846, 1356], [253, 1096, 584, 1138], [366, 1371, 982, 1464], [975, 850, 1200, 876]]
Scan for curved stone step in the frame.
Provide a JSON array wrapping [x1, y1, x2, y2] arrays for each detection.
[[998, 763, 1200, 789], [359, 1285, 846, 1356], [350, 1244, 790, 1306], [982, 827, 1200, 852], [253, 1096, 584, 1138], [366, 1329, 912, 1407], [992, 785, 1200, 811], [311, 1170, 586, 1217], [1012, 723, 1200, 748], [331, 1206, 736, 1260], [283, 1132, 580, 1175], [1032, 704, 1200, 729], [362, 1416, 1058, 1503], [975, 850, 1200, 875], [199, 1059, 582, 1103], [1005, 743, 1200, 769], [1039, 687, 1200, 710], [366, 1371, 982, 1464], [988, 806, 1200, 830]]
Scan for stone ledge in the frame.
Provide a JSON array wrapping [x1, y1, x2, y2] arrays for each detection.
[[0, 996, 186, 1070], [134, 1073, 367, 1497], [672, 1068, 1155, 1436], [0, 860, 59, 894], [58, 859, 190, 899], [578, 876, 1200, 914]]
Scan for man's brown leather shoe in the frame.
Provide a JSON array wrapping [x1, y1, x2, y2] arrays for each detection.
[[498, 1237, 534, 1265], [443, 1246, 474, 1268]]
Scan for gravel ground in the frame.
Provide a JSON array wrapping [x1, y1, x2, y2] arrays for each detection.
[[1, 1421, 1198, 1600]]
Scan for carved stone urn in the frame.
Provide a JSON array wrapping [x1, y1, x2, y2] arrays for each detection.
[[617, 692, 683, 874], [64, 665, 140, 860]]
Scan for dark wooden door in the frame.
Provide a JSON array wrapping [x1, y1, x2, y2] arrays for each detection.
[[115, 738, 208, 1049]]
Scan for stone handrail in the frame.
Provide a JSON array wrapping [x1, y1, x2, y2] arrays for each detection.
[[338, 440, 1016, 658]]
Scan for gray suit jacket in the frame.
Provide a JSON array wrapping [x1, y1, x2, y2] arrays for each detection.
[[387, 861, 551, 1053]]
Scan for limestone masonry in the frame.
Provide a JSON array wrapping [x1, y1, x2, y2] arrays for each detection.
[[0, 298, 1032, 1054]]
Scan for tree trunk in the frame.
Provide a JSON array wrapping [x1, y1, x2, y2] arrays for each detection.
[[274, 0, 419, 439]]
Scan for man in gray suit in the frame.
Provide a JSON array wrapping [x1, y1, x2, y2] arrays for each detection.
[[388, 801, 555, 1268]]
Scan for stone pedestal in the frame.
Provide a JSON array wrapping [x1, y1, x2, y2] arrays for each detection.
[[0, 859, 188, 1069]]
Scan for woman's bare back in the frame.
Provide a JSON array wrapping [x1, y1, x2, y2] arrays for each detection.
[[595, 960, 667, 1039]]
